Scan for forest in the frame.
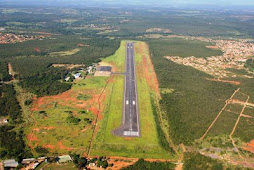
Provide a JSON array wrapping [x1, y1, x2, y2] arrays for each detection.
[[122, 159, 175, 170], [0, 84, 22, 122], [0, 36, 120, 96], [148, 38, 236, 144], [0, 84, 31, 159], [183, 152, 224, 170], [0, 61, 11, 81]]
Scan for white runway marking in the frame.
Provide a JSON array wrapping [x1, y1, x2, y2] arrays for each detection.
[[123, 131, 139, 136]]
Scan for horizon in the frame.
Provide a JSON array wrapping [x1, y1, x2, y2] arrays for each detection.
[[1, 0, 254, 8]]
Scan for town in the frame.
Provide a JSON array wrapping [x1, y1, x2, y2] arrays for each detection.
[[166, 38, 254, 78], [0, 33, 46, 44]]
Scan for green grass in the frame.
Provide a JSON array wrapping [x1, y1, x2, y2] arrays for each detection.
[[50, 48, 81, 56], [147, 38, 222, 58], [43, 163, 76, 170], [103, 41, 126, 72], [23, 77, 109, 156], [91, 41, 172, 159]]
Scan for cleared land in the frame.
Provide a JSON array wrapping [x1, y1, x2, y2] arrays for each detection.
[[24, 76, 109, 156], [91, 41, 172, 159]]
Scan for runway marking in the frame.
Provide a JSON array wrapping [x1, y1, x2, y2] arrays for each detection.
[[123, 131, 139, 136]]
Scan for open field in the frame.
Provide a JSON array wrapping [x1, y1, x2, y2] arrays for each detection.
[[50, 48, 81, 56], [42, 162, 76, 170], [23, 76, 109, 156], [91, 40, 172, 159]]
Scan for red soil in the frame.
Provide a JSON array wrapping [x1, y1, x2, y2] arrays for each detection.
[[243, 140, 254, 153], [58, 141, 74, 151], [31, 90, 88, 111], [27, 133, 39, 141], [206, 78, 241, 85], [33, 126, 56, 132], [206, 45, 219, 49], [138, 43, 160, 96], [27, 133, 39, 149], [34, 48, 41, 53], [43, 144, 55, 150], [33, 32, 53, 35], [124, 137, 132, 140]]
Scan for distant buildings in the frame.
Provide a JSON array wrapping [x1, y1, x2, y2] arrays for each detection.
[[0, 33, 45, 44]]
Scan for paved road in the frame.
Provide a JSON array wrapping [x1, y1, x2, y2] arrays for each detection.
[[114, 42, 140, 137]]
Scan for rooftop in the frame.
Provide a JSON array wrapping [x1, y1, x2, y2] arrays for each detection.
[[97, 66, 112, 72], [58, 155, 72, 164]]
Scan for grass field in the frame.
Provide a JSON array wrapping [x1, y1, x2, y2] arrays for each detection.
[[43, 162, 76, 170], [50, 48, 81, 56], [23, 76, 109, 156], [147, 38, 222, 58], [91, 41, 172, 159]]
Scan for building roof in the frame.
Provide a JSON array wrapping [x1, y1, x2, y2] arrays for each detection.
[[4, 159, 19, 168], [22, 158, 36, 164], [73, 73, 81, 78], [58, 155, 72, 163], [98, 66, 112, 72]]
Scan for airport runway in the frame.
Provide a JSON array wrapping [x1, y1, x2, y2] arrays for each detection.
[[114, 42, 140, 137]]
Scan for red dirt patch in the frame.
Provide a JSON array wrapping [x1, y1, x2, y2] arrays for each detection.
[[34, 48, 41, 53], [243, 140, 254, 153], [124, 137, 132, 140], [43, 144, 55, 150], [58, 141, 74, 151], [206, 78, 241, 85], [206, 45, 219, 49], [27, 133, 39, 141], [33, 126, 56, 132]]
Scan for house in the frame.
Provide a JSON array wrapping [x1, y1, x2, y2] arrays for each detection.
[[65, 77, 70, 81], [94, 66, 112, 77], [3, 159, 19, 168], [87, 66, 94, 74], [58, 155, 72, 164], [73, 73, 81, 79], [33, 162, 40, 169], [21, 158, 36, 164]]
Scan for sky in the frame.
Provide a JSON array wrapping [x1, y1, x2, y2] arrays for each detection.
[[1, 0, 254, 7]]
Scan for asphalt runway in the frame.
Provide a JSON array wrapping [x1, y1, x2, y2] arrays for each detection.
[[114, 42, 140, 137]]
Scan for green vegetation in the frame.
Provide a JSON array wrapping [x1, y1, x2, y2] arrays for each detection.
[[122, 158, 175, 170], [183, 152, 224, 170], [22, 76, 109, 156], [0, 126, 32, 160], [148, 38, 222, 58], [92, 41, 171, 159], [0, 84, 22, 122], [66, 115, 81, 124], [18, 67, 71, 97], [245, 58, 254, 71], [77, 94, 91, 101], [43, 162, 76, 170], [0, 61, 11, 81], [148, 38, 236, 145], [0, 35, 119, 96]]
